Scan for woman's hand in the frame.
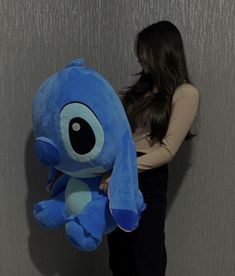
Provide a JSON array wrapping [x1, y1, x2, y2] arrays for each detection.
[[94, 170, 112, 194], [138, 168, 145, 173], [94, 167, 144, 194]]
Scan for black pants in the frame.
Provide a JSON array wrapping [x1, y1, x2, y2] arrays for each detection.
[[107, 151, 169, 276]]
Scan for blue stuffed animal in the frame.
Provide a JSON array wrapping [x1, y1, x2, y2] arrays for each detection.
[[32, 58, 146, 252]]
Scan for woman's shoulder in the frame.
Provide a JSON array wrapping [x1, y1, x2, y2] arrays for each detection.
[[173, 82, 200, 101]]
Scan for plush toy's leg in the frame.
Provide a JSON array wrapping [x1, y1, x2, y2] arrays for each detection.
[[33, 191, 68, 229], [65, 195, 114, 252]]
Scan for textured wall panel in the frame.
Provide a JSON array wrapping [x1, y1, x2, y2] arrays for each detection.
[[0, 0, 234, 275]]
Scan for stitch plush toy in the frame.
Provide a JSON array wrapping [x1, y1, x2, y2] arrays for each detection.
[[32, 58, 146, 252]]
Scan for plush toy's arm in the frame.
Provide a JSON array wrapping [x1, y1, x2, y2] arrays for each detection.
[[46, 167, 66, 194], [46, 167, 58, 191], [48, 167, 58, 183], [108, 129, 146, 231], [51, 173, 69, 197]]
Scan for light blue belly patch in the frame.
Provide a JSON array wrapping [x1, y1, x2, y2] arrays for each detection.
[[65, 178, 92, 216]]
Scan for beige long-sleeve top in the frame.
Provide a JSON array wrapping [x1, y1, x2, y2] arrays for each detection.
[[128, 83, 200, 171]]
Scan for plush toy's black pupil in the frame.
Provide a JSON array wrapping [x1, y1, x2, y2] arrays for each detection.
[[69, 117, 95, 154]]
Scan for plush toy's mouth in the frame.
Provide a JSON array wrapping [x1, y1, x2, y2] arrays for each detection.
[[59, 166, 107, 178]]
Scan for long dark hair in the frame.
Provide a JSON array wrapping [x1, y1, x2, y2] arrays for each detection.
[[120, 21, 197, 142]]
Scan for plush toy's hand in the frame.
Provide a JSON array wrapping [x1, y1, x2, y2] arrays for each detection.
[[46, 169, 64, 192]]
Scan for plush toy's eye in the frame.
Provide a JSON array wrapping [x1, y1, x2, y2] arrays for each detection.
[[69, 117, 95, 154], [60, 102, 104, 162]]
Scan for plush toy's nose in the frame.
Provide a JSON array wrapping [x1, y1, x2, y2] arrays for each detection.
[[35, 137, 60, 166]]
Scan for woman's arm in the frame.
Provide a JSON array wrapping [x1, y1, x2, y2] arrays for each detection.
[[137, 85, 200, 172]]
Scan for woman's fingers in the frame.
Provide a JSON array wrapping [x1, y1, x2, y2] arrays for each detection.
[[99, 175, 111, 194], [94, 170, 112, 194], [99, 182, 109, 193]]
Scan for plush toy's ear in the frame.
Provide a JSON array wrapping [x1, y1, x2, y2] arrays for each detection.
[[108, 129, 146, 232]]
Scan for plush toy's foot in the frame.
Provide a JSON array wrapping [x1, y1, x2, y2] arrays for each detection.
[[33, 198, 67, 229], [65, 216, 101, 252]]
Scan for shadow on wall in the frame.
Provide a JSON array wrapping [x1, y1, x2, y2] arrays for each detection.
[[166, 139, 194, 215], [24, 131, 110, 276]]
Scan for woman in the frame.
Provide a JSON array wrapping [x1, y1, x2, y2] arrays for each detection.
[[98, 20, 200, 276]]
